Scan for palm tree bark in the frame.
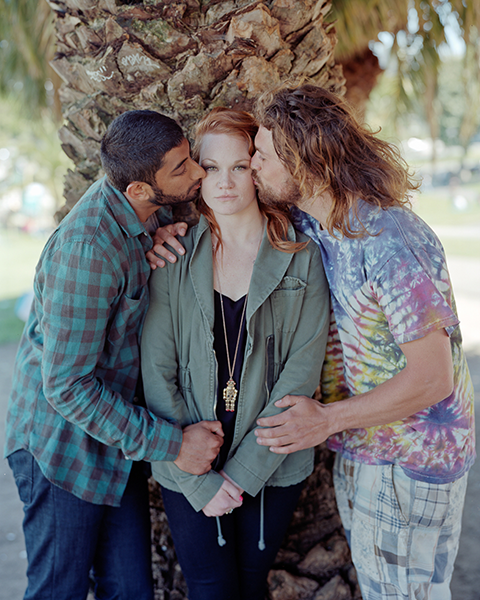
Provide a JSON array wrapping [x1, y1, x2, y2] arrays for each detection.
[[49, 0, 345, 220], [48, 2, 358, 598]]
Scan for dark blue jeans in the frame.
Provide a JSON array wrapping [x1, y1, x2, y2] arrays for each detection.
[[8, 450, 154, 600], [161, 481, 304, 600]]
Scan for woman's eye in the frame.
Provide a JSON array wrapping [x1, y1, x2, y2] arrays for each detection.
[[203, 165, 217, 172], [234, 165, 248, 171]]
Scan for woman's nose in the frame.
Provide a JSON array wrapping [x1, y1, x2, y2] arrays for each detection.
[[218, 172, 233, 188]]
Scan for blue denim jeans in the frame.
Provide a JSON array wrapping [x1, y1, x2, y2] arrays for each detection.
[[8, 450, 154, 600], [161, 482, 304, 600]]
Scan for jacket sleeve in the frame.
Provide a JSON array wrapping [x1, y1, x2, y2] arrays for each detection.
[[223, 244, 330, 496], [141, 259, 225, 511], [40, 241, 182, 463]]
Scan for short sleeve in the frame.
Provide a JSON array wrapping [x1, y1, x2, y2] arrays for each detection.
[[372, 246, 459, 345]]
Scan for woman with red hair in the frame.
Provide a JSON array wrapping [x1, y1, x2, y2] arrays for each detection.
[[141, 107, 330, 600]]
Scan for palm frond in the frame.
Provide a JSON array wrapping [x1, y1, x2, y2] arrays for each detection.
[[0, 0, 58, 118]]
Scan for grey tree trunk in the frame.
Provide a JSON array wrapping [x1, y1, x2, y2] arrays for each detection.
[[48, 1, 357, 598]]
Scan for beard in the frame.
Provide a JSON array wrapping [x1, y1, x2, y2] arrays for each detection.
[[149, 180, 201, 207], [252, 169, 303, 208]]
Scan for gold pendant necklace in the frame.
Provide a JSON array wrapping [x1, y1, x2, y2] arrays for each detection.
[[214, 233, 262, 412], [218, 290, 247, 412]]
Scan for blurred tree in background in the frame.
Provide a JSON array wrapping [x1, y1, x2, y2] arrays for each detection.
[[0, 0, 479, 208], [0, 0, 71, 214]]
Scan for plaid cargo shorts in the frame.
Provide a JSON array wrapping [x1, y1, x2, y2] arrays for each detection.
[[333, 454, 468, 600]]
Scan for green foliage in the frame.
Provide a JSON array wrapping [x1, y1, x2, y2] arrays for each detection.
[[0, 97, 73, 206], [0, 0, 57, 119], [356, 1, 480, 159], [367, 56, 477, 149], [437, 56, 476, 147], [330, 0, 409, 61]]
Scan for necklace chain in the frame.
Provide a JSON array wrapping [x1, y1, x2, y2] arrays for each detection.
[[218, 289, 247, 412], [214, 234, 262, 412]]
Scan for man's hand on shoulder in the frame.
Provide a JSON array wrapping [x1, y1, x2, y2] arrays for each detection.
[[255, 395, 331, 454], [146, 222, 188, 269], [174, 421, 224, 475]]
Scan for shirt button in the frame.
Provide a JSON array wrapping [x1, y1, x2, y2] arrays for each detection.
[[124, 455, 131, 460]]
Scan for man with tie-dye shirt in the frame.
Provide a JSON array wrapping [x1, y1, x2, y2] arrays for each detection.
[[252, 83, 475, 600]]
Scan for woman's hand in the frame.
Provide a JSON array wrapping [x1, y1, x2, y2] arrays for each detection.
[[219, 469, 244, 496], [146, 222, 188, 269], [202, 479, 243, 517]]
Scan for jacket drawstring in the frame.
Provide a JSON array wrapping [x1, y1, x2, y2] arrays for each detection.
[[258, 486, 265, 551], [216, 516, 226, 546], [215, 487, 266, 550]]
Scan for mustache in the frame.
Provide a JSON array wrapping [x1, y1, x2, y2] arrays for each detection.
[[189, 179, 202, 193]]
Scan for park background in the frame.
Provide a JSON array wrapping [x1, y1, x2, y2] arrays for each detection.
[[0, 1, 479, 599]]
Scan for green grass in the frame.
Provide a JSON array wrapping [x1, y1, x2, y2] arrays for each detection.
[[413, 186, 480, 227], [412, 185, 480, 259], [0, 298, 26, 344], [0, 229, 49, 344], [0, 230, 49, 301], [438, 238, 480, 259]]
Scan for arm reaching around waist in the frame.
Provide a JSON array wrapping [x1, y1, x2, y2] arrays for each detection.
[[256, 328, 453, 454], [175, 421, 224, 475]]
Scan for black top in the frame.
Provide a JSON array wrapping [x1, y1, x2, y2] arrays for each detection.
[[213, 290, 247, 470]]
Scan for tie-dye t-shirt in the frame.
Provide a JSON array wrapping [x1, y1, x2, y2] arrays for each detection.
[[292, 202, 475, 484]]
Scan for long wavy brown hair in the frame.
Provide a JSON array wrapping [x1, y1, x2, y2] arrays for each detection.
[[192, 107, 307, 253], [254, 82, 420, 238]]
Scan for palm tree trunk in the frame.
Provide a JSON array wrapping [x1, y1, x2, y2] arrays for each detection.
[[49, 2, 358, 598]]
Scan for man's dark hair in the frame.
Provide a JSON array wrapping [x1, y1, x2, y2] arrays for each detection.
[[100, 110, 184, 192]]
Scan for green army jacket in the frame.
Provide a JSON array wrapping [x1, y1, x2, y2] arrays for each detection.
[[141, 215, 330, 511]]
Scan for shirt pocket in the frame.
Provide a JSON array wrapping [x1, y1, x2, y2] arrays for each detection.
[[271, 276, 306, 333]]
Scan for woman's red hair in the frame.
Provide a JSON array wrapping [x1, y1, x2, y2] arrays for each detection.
[[192, 107, 307, 253]]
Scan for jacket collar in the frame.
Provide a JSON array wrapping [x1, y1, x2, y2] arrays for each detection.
[[189, 215, 296, 329]]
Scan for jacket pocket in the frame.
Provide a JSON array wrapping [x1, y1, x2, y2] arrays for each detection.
[[178, 366, 192, 393], [271, 276, 306, 332], [177, 366, 203, 424]]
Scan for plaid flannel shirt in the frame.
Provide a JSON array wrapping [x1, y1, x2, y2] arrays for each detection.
[[5, 176, 182, 506]]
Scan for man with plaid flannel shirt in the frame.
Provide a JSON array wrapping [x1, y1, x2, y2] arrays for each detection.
[[5, 110, 224, 600]]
